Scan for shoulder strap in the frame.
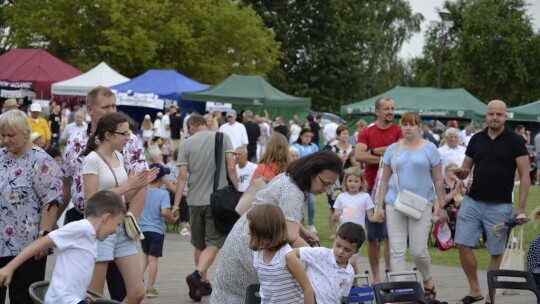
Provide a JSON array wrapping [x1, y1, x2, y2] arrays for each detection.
[[95, 150, 119, 187], [214, 132, 223, 192], [391, 141, 401, 193]]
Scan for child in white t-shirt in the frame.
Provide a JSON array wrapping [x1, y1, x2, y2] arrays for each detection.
[[333, 167, 379, 282], [248, 204, 314, 304], [294, 222, 366, 303], [0, 190, 126, 304]]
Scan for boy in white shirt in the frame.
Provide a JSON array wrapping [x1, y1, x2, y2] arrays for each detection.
[[0, 190, 126, 304], [294, 222, 365, 303]]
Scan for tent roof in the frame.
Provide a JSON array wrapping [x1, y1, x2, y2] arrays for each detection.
[[340, 86, 486, 120], [51, 62, 129, 96], [182, 74, 311, 107], [109, 69, 208, 101], [508, 100, 540, 122], [0, 48, 82, 99]]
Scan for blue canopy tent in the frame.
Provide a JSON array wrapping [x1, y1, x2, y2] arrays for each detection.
[[109, 69, 209, 124]]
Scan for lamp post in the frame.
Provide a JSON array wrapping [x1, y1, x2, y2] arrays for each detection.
[[434, 9, 453, 88]]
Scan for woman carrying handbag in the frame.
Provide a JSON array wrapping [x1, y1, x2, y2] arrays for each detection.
[[375, 112, 448, 301]]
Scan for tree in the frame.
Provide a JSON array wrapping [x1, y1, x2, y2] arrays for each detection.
[[4, 0, 281, 83], [414, 0, 540, 106], [245, 0, 423, 112]]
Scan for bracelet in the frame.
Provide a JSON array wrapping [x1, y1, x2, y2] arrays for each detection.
[[172, 206, 180, 210]]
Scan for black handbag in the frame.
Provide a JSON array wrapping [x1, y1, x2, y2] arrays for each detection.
[[210, 132, 242, 234]]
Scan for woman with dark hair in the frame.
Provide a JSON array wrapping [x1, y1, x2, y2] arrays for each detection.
[[82, 112, 157, 304], [292, 127, 319, 158], [211, 151, 343, 304]]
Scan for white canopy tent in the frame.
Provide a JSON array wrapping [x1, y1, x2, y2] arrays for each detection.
[[51, 62, 129, 96]]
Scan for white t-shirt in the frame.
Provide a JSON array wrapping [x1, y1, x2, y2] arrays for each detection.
[[438, 144, 466, 176], [153, 118, 162, 135], [159, 114, 171, 139], [45, 220, 97, 304], [82, 151, 128, 193], [299, 247, 354, 303], [334, 192, 374, 227], [323, 122, 339, 146], [289, 123, 302, 145], [236, 162, 258, 192], [218, 122, 248, 150]]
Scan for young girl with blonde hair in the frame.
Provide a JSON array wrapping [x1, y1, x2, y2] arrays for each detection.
[[248, 203, 314, 304], [333, 167, 379, 279]]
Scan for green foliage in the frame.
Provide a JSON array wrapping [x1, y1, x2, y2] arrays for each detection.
[[414, 0, 540, 106], [4, 0, 281, 83], [245, 0, 423, 113]]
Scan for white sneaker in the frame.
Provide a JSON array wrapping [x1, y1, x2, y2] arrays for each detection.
[[180, 228, 191, 236], [308, 225, 318, 233]]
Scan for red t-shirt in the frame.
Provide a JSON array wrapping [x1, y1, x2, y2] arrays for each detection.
[[358, 124, 403, 189]]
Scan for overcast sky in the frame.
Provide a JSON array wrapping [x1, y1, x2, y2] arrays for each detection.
[[399, 0, 540, 58]]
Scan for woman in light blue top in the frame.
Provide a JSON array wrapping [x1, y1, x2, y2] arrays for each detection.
[[293, 128, 319, 158], [375, 112, 447, 301]]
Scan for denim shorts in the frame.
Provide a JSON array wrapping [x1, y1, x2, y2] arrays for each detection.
[[96, 224, 138, 262], [454, 196, 513, 255], [365, 188, 387, 241], [140, 231, 165, 257]]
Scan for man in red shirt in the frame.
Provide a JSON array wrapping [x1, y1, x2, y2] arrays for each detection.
[[354, 97, 402, 282]]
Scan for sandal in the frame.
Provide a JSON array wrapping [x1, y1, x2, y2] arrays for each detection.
[[424, 278, 436, 300], [424, 285, 437, 300]]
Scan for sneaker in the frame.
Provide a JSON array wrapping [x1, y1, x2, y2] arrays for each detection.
[[200, 281, 212, 296], [180, 228, 191, 236], [308, 225, 318, 233], [186, 270, 202, 301], [146, 287, 159, 298]]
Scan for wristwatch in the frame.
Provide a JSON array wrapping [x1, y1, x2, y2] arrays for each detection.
[[38, 230, 50, 237]]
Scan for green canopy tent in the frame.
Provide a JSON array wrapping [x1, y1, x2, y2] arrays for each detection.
[[508, 100, 540, 122], [182, 74, 311, 122], [340, 86, 486, 121]]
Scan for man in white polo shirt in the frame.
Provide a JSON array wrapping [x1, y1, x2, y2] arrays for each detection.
[[218, 109, 248, 150]]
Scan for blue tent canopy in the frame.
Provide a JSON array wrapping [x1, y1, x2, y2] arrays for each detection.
[[110, 69, 209, 123]]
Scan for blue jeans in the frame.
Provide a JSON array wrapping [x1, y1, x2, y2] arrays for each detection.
[[307, 194, 316, 226]]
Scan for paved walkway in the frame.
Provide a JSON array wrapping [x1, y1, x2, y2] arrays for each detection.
[[40, 232, 536, 304]]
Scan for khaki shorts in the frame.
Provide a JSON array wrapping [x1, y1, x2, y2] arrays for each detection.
[[189, 205, 227, 250]]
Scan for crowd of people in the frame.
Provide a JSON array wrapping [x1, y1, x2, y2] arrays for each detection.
[[0, 88, 534, 304]]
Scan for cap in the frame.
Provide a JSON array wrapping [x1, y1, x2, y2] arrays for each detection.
[[149, 163, 171, 181], [157, 112, 163, 117], [30, 132, 43, 143], [3, 99, 18, 108], [226, 109, 236, 117], [432, 221, 453, 251], [144, 114, 151, 120], [30, 103, 42, 112]]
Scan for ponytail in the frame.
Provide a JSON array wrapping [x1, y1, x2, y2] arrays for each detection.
[[82, 133, 98, 156]]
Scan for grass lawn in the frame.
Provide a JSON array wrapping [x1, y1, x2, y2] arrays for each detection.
[[308, 185, 540, 269]]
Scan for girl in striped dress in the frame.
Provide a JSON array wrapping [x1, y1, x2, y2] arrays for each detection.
[[248, 204, 315, 304]]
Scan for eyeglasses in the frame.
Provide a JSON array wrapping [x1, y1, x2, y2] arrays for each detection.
[[317, 175, 333, 189], [110, 131, 130, 139]]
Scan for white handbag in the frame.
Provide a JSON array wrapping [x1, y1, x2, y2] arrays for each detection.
[[391, 142, 429, 220]]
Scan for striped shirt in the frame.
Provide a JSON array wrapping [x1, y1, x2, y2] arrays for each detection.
[[253, 244, 304, 303]]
